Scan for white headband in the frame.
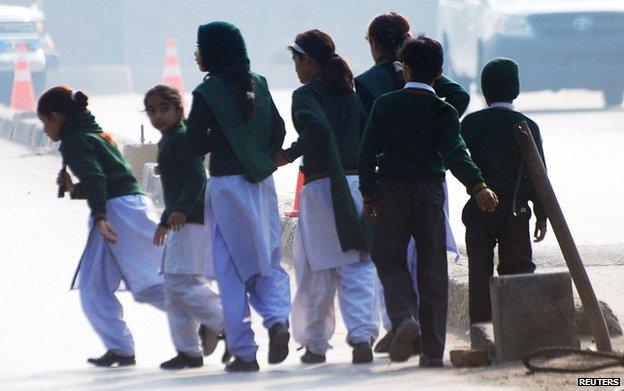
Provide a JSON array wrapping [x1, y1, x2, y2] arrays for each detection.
[[70, 90, 79, 100], [290, 42, 307, 55]]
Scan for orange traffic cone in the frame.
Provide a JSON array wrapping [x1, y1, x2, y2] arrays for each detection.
[[163, 38, 185, 96], [10, 44, 36, 112], [285, 170, 305, 218]]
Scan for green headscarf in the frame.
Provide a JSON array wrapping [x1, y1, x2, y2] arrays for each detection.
[[481, 57, 520, 102], [197, 21, 250, 77]]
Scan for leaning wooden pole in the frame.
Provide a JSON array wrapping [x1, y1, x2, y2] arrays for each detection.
[[514, 121, 612, 352]]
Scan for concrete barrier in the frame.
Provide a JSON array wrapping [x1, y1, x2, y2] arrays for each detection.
[[123, 143, 158, 183]]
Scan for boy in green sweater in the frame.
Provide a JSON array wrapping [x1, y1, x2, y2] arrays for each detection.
[[359, 35, 498, 366], [460, 58, 547, 325]]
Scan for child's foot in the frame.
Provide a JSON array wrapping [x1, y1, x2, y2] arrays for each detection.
[[199, 325, 221, 356], [419, 356, 443, 368], [160, 352, 203, 370], [87, 351, 135, 367], [352, 342, 373, 364], [300, 348, 326, 364], [268, 322, 290, 364], [389, 317, 419, 362], [374, 331, 393, 353], [225, 357, 260, 372]]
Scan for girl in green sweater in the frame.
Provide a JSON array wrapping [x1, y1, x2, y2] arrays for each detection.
[[38, 87, 165, 367]]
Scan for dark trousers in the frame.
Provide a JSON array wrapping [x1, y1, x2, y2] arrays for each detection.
[[463, 197, 536, 324], [371, 181, 447, 360]]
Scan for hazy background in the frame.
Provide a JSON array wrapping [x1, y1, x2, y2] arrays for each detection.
[[5, 0, 437, 92]]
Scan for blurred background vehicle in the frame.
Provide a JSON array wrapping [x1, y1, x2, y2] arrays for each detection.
[[437, 0, 624, 107], [0, 4, 58, 104]]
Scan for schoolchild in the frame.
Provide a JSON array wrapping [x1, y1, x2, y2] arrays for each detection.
[[355, 12, 467, 354], [39, 87, 165, 367], [276, 29, 379, 364], [460, 58, 547, 324], [144, 85, 225, 370], [358, 36, 498, 366], [186, 21, 291, 372]]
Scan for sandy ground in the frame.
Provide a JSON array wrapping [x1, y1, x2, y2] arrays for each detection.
[[1, 89, 624, 389]]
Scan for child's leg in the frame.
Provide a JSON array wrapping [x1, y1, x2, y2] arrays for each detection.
[[464, 198, 498, 324], [337, 259, 379, 346], [411, 181, 447, 361], [164, 274, 202, 357], [132, 283, 165, 311], [370, 183, 414, 329], [213, 226, 257, 363], [165, 274, 224, 335], [497, 200, 535, 275], [246, 265, 291, 331], [291, 255, 338, 356], [79, 234, 134, 356]]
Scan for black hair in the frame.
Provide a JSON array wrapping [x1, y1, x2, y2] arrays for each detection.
[[37, 86, 88, 116], [144, 84, 185, 122], [291, 29, 354, 94], [399, 35, 443, 85], [368, 12, 411, 89]]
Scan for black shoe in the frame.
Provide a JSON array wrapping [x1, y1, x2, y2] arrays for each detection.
[[374, 331, 393, 354], [352, 342, 373, 364], [411, 334, 422, 356], [199, 325, 221, 356], [225, 357, 260, 372], [300, 349, 326, 364], [222, 348, 232, 364], [268, 322, 290, 364], [389, 317, 419, 363], [419, 356, 444, 368], [87, 351, 135, 367], [160, 352, 203, 370]]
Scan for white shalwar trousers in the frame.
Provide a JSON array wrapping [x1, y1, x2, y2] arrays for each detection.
[[164, 274, 224, 357], [291, 177, 379, 355], [206, 175, 291, 363], [377, 181, 460, 331], [77, 195, 165, 357]]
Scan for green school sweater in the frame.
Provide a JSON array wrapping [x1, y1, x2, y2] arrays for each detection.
[[355, 61, 470, 116], [157, 124, 206, 226], [461, 108, 547, 221], [186, 74, 285, 182], [359, 89, 483, 198], [59, 111, 140, 216], [283, 77, 367, 176]]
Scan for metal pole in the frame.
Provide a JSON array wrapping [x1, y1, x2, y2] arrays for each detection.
[[514, 121, 612, 352], [140, 124, 145, 145]]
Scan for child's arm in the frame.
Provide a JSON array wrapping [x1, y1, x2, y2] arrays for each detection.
[[358, 103, 383, 201], [170, 134, 206, 224], [268, 96, 286, 158], [434, 75, 470, 117], [61, 136, 108, 218], [186, 92, 216, 157], [280, 95, 329, 163]]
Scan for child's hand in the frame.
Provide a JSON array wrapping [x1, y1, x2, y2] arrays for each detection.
[[56, 170, 75, 194], [167, 212, 187, 231], [153, 225, 169, 246], [363, 200, 378, 221], [475, 188, 498, 213], [275, 150, 290, 167], [534, 220, 547, 242], [97, 219, 117, 244]]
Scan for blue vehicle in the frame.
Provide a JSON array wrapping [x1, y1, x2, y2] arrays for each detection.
[[437, 0, 624, 107], [0, 4, 58, 105]]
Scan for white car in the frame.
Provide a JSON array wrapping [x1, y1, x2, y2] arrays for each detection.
[[437, 0, 624, 106], [0, 4, 58, 104]]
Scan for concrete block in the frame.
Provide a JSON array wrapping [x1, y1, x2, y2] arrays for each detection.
[[490, 272, 579, 363], [470, 322, 495, 364], [450, 349, 489, 367], [122, 143, 158, 183]]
